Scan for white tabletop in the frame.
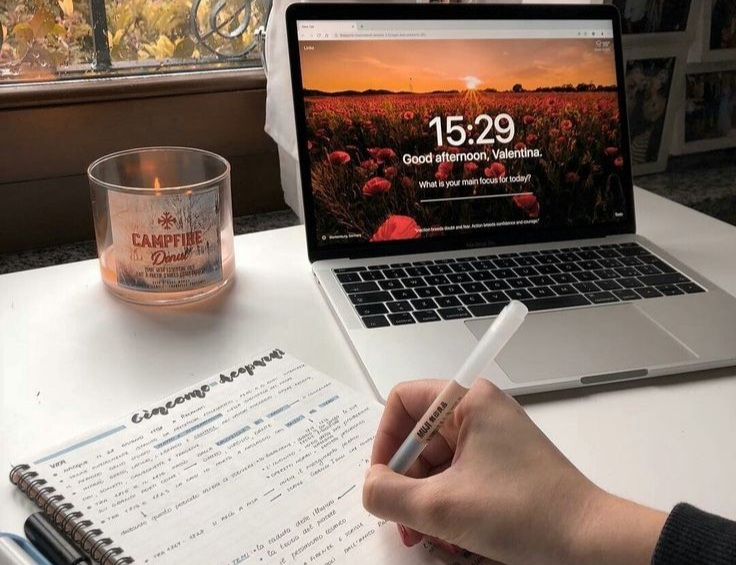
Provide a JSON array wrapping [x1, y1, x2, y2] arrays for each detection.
[[2, 187, 736, 535]]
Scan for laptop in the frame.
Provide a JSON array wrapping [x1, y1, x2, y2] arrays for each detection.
[[284, 3, 736, 399]]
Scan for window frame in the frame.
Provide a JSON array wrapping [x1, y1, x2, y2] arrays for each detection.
[[0, 67, 266, 109]]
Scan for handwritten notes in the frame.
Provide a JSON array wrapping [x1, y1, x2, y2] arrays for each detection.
[[18, 349, 487, 565]]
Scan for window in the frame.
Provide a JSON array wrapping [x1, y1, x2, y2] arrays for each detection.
[[0, 0, 270, 83], [0, 1, 283, 255]]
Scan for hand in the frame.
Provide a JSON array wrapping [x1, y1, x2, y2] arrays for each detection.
[[362, 379, 667, 565]]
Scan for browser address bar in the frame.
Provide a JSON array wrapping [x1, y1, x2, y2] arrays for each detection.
[[335, 31, 428, 39], [302, 29, 609, 40]]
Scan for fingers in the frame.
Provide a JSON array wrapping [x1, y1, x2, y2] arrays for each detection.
[[397, 525, 467, 560], [397, 526, 463, 555], [455, 377, 506, 419], [453, 377, 523, 434], [363, 464, 421, 523], [371, 380, 455, 471], [363, 464, 450, 537], [397, 524, 424, 546], [367, 378, 573, 565]]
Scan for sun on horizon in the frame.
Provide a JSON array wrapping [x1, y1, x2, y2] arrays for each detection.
[[463, 75, 482, 90]]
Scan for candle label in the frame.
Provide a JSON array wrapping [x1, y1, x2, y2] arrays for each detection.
[[108, 187, 223, 292]]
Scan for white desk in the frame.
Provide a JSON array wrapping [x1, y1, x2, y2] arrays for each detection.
[[2, 187, 736, 536]]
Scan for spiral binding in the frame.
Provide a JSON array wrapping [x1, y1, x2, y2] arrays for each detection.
[[9, 464, 135, 565]]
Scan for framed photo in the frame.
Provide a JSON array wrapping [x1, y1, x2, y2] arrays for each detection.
[[623, 44, 687, 174], [610, 0, 695, 42], [677, 61, 736, 154], [693, 0, 736, 62]]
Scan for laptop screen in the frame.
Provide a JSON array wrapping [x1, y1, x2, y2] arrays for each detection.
[[289, 7, 633, 259]]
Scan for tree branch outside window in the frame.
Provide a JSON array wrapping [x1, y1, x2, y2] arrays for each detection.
[[0, 0, 270, 84]]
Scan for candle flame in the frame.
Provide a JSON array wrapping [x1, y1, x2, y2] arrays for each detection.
[[154, 177, 161, 189]]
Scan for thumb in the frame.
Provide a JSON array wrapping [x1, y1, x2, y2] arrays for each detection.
[[363, 464, 444, 535]]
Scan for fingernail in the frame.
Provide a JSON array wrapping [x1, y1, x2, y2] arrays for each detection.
[[397, 524, 410, 546]]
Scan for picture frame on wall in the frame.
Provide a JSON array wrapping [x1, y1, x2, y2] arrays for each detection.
[[609, 0, 695, 42], [692, 0, 736, 62], [623, 44, 686, 175], [678, 61, 736, 154]]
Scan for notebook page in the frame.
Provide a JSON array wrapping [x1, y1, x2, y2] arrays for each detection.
[[16, 349, 488, 565]]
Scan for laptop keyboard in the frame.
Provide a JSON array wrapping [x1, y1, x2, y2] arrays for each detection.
[[332, 242, 706, 329]]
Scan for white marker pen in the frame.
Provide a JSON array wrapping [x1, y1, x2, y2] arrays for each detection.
[[388, 300, 528, 474]]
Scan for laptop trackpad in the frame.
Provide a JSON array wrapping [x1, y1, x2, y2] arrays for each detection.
[[465, 305, 698, 384]]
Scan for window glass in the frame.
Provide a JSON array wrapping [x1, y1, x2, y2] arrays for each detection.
[[0, 0, 269, 84]]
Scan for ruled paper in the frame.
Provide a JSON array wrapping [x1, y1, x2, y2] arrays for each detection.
[[17, 349, 487, 565]]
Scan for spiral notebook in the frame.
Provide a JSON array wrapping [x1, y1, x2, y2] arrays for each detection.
[[9, 348, 486, 565]]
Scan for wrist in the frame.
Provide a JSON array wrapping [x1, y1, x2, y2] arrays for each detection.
[[566, 488, 668, 565]]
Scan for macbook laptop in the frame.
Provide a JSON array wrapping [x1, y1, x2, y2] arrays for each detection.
[[285, 3, 736, 399]]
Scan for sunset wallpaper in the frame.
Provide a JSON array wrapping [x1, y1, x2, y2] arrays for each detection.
[[298, 38, 627, 246], [301, 39, 617, 93]]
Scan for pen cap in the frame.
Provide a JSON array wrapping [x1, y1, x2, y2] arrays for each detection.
[[455, 300, 528, 388], [24, 514, 89, 565]]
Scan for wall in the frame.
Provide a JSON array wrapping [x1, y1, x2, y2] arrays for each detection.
[[0, 74, 284, 254]]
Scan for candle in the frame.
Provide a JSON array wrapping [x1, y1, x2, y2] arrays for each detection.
[[88, 147, 235, 305]]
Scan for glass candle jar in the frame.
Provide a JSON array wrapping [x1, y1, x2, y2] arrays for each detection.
[[88, 147, 235, 305]]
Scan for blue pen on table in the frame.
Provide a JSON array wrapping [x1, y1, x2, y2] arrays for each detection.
[[0, 532, 53, 565], [388, 300, 528, 474]]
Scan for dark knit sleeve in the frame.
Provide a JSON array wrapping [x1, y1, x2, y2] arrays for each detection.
[[652, 503, 736, 565]]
